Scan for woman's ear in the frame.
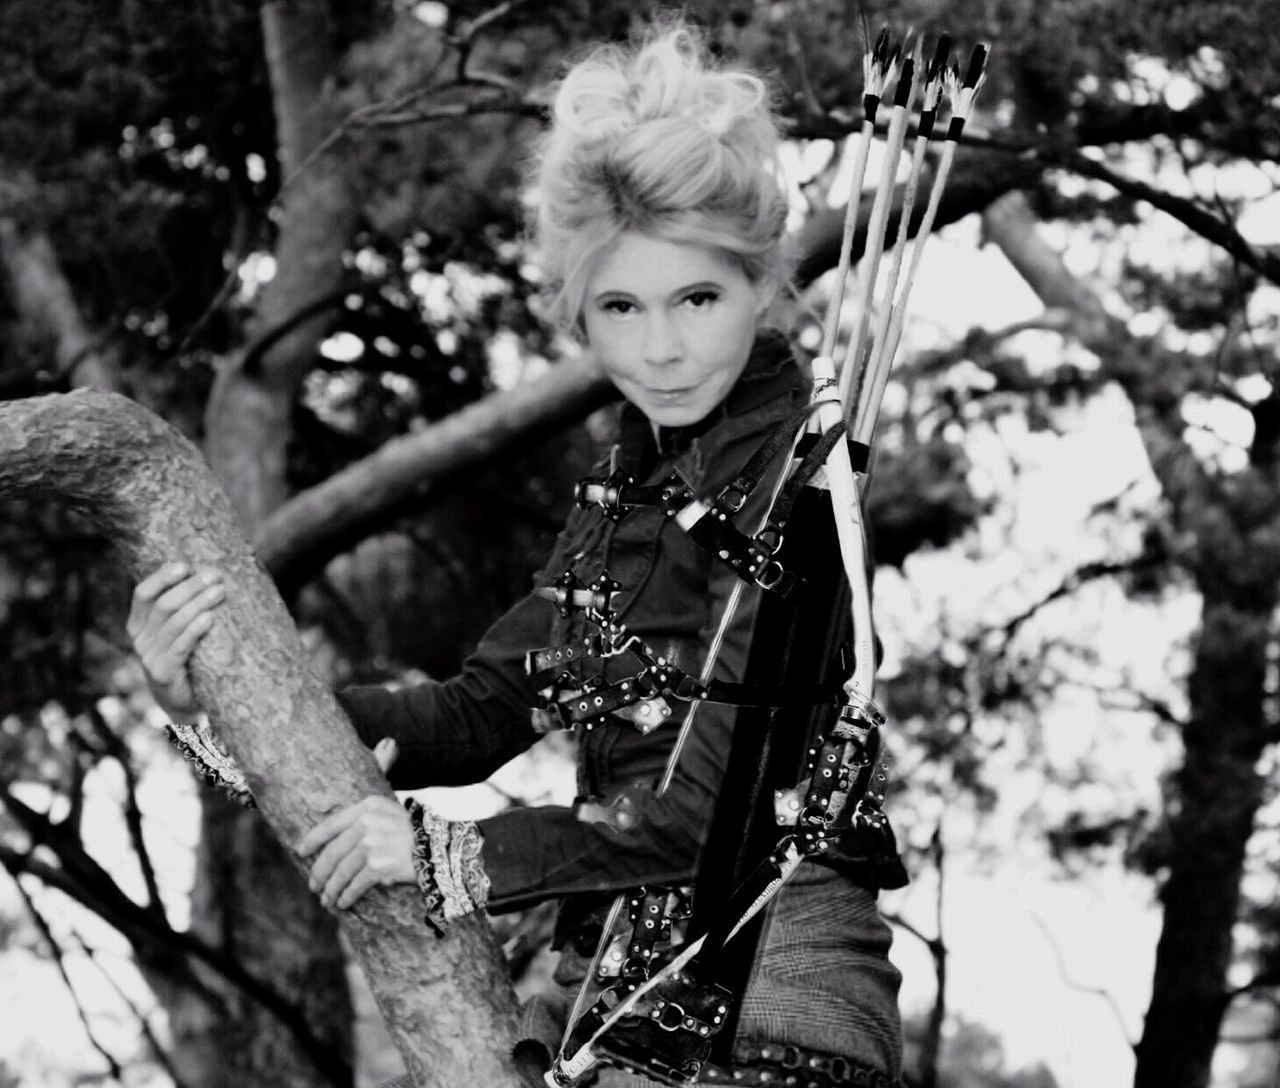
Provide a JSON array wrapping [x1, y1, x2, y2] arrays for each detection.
[[753, 274, 779, 320]]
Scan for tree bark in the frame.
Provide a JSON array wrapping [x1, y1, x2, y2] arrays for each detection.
[[0, 163, 122, 393], [1134, 599, 1273, 1088], [0, 390, 527, 1088], [182, 4, 365, 1085]]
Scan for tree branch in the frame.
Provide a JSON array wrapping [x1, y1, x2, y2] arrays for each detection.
[[80, 705, 166, 916], [10, 875, 125, 1084], [1047, 148, 1280, 288], [70, 930, 192, 1088], [0, 794, 349, 1082], [254, 354, 616, 586], [1026, 909, 1137, 1050], [0, 162, 123, 394], [995, 555, 1162, 646], [0, 389, 526, 1086]]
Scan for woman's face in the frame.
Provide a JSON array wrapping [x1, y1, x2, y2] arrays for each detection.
[[582, 231, 769, 427]]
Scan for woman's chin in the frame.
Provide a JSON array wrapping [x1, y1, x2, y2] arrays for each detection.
[[641, 402, 710, 427], [633, 389, 722, 428]]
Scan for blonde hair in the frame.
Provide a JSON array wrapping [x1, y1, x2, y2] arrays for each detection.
[[531, 22, 791, 333]]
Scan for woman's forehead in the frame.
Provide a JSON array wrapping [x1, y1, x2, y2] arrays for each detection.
[[586, 232, 745, 297]]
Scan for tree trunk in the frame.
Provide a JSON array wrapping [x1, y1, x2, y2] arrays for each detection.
[[0, 162, 122, 393], [0, 389, 527, 1088], [981, 191, 1279, 1088], [1133, 596, 1274, 1088], [182, 3, 365, 1084]]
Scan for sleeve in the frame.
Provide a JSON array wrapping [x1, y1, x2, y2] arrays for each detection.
[[477, 443, 781, 913], [478, 579, 757, 912], [333, 504, 601, 790], [334, 591, 547, 790]]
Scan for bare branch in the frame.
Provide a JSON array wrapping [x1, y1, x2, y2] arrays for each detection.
[[82, 705, 166, 915], [1221, 969, 1280, 1007], [451, 0, 538, 44], [0, 801, 347, 1081], [450, 0, 539, 86], [1094, 685, 1188, 730], [996, 555, 1160, 645], [282, 93, 542, 191], [10, 875, 125, 1084], [1050, 148, 1280, 289], [1027, 910, 1137, 1051], [882, 909, 940, 952], [896, 311, 1082, 382], [70, 931, 191, 1088], [353, 94, 544, 131]]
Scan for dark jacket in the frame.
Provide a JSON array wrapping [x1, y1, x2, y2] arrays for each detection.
[[334, 333, 904, 915]]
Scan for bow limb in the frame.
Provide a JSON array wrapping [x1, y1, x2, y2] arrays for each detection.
[[810, 355, 878, 703]]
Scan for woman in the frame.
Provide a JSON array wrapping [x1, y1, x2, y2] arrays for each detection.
[[130, 24, 906, 1088]]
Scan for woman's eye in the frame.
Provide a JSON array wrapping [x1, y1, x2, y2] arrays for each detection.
[[681, 290, 720, 309], [601, 299, 636, 315]]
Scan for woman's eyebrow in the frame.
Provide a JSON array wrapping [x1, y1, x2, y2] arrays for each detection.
[[667, 279, 723, 299], [591, 279, 724, 303]]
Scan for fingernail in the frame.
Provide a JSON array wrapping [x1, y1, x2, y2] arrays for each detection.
[[173, 563, 188, 575]]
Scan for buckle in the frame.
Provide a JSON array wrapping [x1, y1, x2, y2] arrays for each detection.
[[671, 675, 707, 700], [753, 524, 784, 555], [575, 469, 633, 519], [654, 1000, 687, 1031], [719, 485, 747, 513], [754, 559, 786, 590]]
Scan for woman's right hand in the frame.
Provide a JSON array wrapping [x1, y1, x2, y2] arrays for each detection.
[[127, 562, 226, 721]]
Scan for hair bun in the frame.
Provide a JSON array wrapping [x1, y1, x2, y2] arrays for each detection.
[[553, 28, 768, 148], [530, 22, 792, 333]]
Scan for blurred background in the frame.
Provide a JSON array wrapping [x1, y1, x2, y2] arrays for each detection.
[[1, 1, 1278, 1086]]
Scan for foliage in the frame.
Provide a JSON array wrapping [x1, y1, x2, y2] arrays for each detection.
[[2, 0, 1280, 1085]]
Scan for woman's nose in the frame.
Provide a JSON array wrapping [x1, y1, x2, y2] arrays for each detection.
[[643, 313, 683, 366]]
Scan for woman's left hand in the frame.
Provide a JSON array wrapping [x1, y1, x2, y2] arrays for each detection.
[[297, 739, 416, 910]]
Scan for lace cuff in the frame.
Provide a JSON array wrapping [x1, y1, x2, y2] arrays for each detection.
[[404, 798, 490, 936], [167, 720, 255, 808]]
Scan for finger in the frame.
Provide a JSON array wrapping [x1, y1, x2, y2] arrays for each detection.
[[139, 589, 225, 675], [128, 562, 191, 634], [154, 583, 226, 648], [309, 825, 365, 894], [373, 738, 399, 776], [169, 610, 217, 660], [131, 576, 219, 662], [298, 806, 364, 857], [334, 866, 384, 910], [320, 845, 368, 908]]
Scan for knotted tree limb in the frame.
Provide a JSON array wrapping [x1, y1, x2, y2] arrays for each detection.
[[255, 354, 617, 584], [0, 389, 527, 1088]]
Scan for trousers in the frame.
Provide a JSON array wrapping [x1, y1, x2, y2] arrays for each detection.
[[521, 861, 904, 1086]]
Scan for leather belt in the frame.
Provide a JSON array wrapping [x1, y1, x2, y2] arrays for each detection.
[[698, 1040, 904, 1088]]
